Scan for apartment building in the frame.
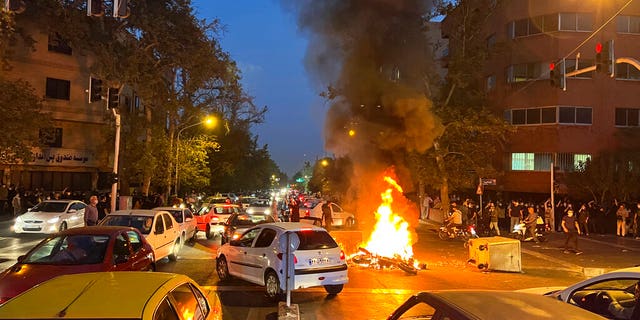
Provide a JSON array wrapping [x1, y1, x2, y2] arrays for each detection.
[[2, 20, 114, 192], [443, 0, 640, 194]]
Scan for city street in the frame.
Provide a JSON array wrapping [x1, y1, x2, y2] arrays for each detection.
[[0, 215, 638, 320]]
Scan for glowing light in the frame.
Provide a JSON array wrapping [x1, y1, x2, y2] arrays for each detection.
[[348, 129, 356, 137]]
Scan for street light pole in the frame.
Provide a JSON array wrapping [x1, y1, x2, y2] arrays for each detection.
[[110, 108, 121, 213], [174, 118, 215, 197]]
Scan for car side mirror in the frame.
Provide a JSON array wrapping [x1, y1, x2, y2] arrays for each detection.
[[185, 217, 192, 222], [17, 255, 25, 263]]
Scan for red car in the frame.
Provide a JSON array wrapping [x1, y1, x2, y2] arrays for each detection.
[[0, 226, 155, 304], [194, 203, 241, 239]]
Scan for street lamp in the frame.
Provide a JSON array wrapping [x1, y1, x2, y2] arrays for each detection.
[[174, 117, 216, 196]]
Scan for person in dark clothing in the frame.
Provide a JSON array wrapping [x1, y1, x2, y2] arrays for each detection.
[[321, 200, 333, 231], [523, 206, 539, 243], [289, 197, 300, 222], [562, 209, 582, 255]]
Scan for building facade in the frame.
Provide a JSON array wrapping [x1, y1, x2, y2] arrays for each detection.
[[2, 21, 114, 192], [444, 0, 640, 194]]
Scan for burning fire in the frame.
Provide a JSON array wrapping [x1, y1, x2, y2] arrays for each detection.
[[362, 176, 415, 263]]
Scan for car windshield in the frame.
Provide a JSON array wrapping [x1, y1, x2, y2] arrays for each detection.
[[100, 215, 153, 235], [30, 202, 68, 213], [294, 230, 338, 250], [23, 234, 109, 265]]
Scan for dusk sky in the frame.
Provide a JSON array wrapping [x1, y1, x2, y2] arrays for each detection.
[[191, 1, 327, 177]]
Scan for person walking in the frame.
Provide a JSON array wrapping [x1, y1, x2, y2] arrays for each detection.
[[11, 192, 21, 217], [84, 195, 99, 226], [577, 203, 590, 236], [616, 203, 630, 237], [562, 209, 582, 255], [289, 197, 300, 222], [321, 200, 333, 231]]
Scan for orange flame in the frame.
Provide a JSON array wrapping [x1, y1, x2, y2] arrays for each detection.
[[363, 175, 415, 261]]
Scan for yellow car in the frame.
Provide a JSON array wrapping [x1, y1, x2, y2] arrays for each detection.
[[0, 272, 221, 320]]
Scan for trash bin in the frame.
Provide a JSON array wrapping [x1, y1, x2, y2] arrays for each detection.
[[468, 236, 521, 272]]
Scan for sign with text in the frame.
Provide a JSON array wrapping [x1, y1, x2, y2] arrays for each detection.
[[30, 148, 97, 167]]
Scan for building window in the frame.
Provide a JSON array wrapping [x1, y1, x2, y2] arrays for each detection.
[[486, 75, 496, 91], [486, 33, 496, 50], [45, 78, 71, 100], [616, 63, 640, 80], [542, 14, 558, 32], [511, 153, 535, 171], [48, 33, 72, 55], [506, 106, 591, 125], [39, 128, 62, 147], [559, 12, 593, 31], [510, 14, 559, 38], [615, 108, 640, 127], [617, 15, 640, 33], [507, 62, 545, 83]]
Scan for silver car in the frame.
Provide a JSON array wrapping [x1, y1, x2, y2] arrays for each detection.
[[13, 200, 87, 234]]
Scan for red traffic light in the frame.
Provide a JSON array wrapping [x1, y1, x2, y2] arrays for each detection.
[[549, 63, 555, 71], [595, 42, 602, 54]]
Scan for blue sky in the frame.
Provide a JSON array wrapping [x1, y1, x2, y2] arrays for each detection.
[[191, 1, 327, 177]]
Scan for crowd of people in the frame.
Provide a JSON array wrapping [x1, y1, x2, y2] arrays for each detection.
[[424, 194, 640, 240]]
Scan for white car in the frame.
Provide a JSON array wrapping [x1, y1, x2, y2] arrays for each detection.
[[519, 266, 640, 318], [152, 207, 197, 244], [216, 222, 348, 300], [13, 200, 87, 234], [300, 200, 356, 228], [99, 210, 182, 262]]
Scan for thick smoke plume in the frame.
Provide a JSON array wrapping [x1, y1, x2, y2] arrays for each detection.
[[281, 0, 443, 231]]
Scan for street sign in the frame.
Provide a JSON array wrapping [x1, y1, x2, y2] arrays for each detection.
[[481, 178, 496, 186]]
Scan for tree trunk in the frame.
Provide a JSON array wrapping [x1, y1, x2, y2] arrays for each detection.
[[141, 105, 153, 196], [434, 142, 451, 220]]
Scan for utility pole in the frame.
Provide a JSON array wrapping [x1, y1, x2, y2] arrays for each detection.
[[110, 108, 120, 213]]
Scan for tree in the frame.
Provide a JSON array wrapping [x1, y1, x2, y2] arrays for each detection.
[[307, 157, 353, 202], [0, 76, 52, 163], [410, 0, 512, 213]]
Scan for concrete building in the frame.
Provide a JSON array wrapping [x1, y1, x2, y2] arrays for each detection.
[[443, 0, 640, 195], [2, 20, 114, 192]]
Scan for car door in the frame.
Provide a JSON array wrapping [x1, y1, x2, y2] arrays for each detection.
[[330, 203, 347, 226], [161, 213, 178, 249], [69, 202, 86, 228], [244, 227, 277, 284], [125, 230, 153, 270], [183, 209, 196, 239], [151, 214, 170, 259], [225, 227, 261, 281], [111, 232, 136, 270]]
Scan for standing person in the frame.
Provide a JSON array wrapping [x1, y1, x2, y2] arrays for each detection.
[[84, 195, 99, 226], [97, 195, 109, 221], [523, 205, 539, 243], [509, 200, 521, 233], [0, 184, 7, 215], [633, 203, 640, 240], [289, 197, 300, 222], [487, 202, 500, 236], [562, 209, 582, 255], [421, 194, 432, 220], [321, 200, 333, 231], [616, 203, 630, 237], [11, 192, 22, 217], [577, 203, 590, 236]]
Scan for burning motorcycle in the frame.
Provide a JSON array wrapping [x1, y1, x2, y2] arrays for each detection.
[[438, 224, 478, 241]]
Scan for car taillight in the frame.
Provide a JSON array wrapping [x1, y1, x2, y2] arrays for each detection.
[[340, 250, 345, 261], [276, 253, 298, 264], [304, 210, 310, 217]]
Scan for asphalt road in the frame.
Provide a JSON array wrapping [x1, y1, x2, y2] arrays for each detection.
[[1, 215, 639, 320]]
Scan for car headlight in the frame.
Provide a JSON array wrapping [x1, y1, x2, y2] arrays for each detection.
[[15, 216, 23, 223], [47, 217, 60, 224], [265, 209, 271, 215], [247, 208, 254, 214]]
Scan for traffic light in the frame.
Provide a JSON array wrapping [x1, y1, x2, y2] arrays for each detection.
[[87, 0, 104, 16], [88, 77, 103, 103], [113, 0, 129, 18], [595, 40, 613, 74], [107, 88, 119, 109], [549, 63, 563, 88]]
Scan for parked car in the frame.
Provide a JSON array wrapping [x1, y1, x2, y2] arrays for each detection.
[[220, 212, 276, 245], [194, 203, 241, 239], [12, 200, 87, 234], [216, 222, 348, 300], [388, 290, 606, 320], [0, 272, 220, 320], [153, 206, 197, 245], [0, 226, 155, 304], [519, 266, 640, 318], [299, 200, 356, 228], [245, 198, 273, 215], [99, 209, 182, 262]]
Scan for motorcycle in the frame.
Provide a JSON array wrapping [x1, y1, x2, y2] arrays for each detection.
[[510, 222, 546, 242], [438, 224, 479, 242]]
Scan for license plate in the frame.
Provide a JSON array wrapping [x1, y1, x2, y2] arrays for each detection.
[[308, 257, 330, 265]]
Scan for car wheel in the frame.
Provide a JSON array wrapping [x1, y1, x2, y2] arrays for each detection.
[[168, 239, 180, 261], [324, 284, 344, 295], [265, 270, 283, 301], [437, 229, 448, 240], [206, 225, 213, 239], [216, 256, 231, 281], [59, 222, 68, 232]]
